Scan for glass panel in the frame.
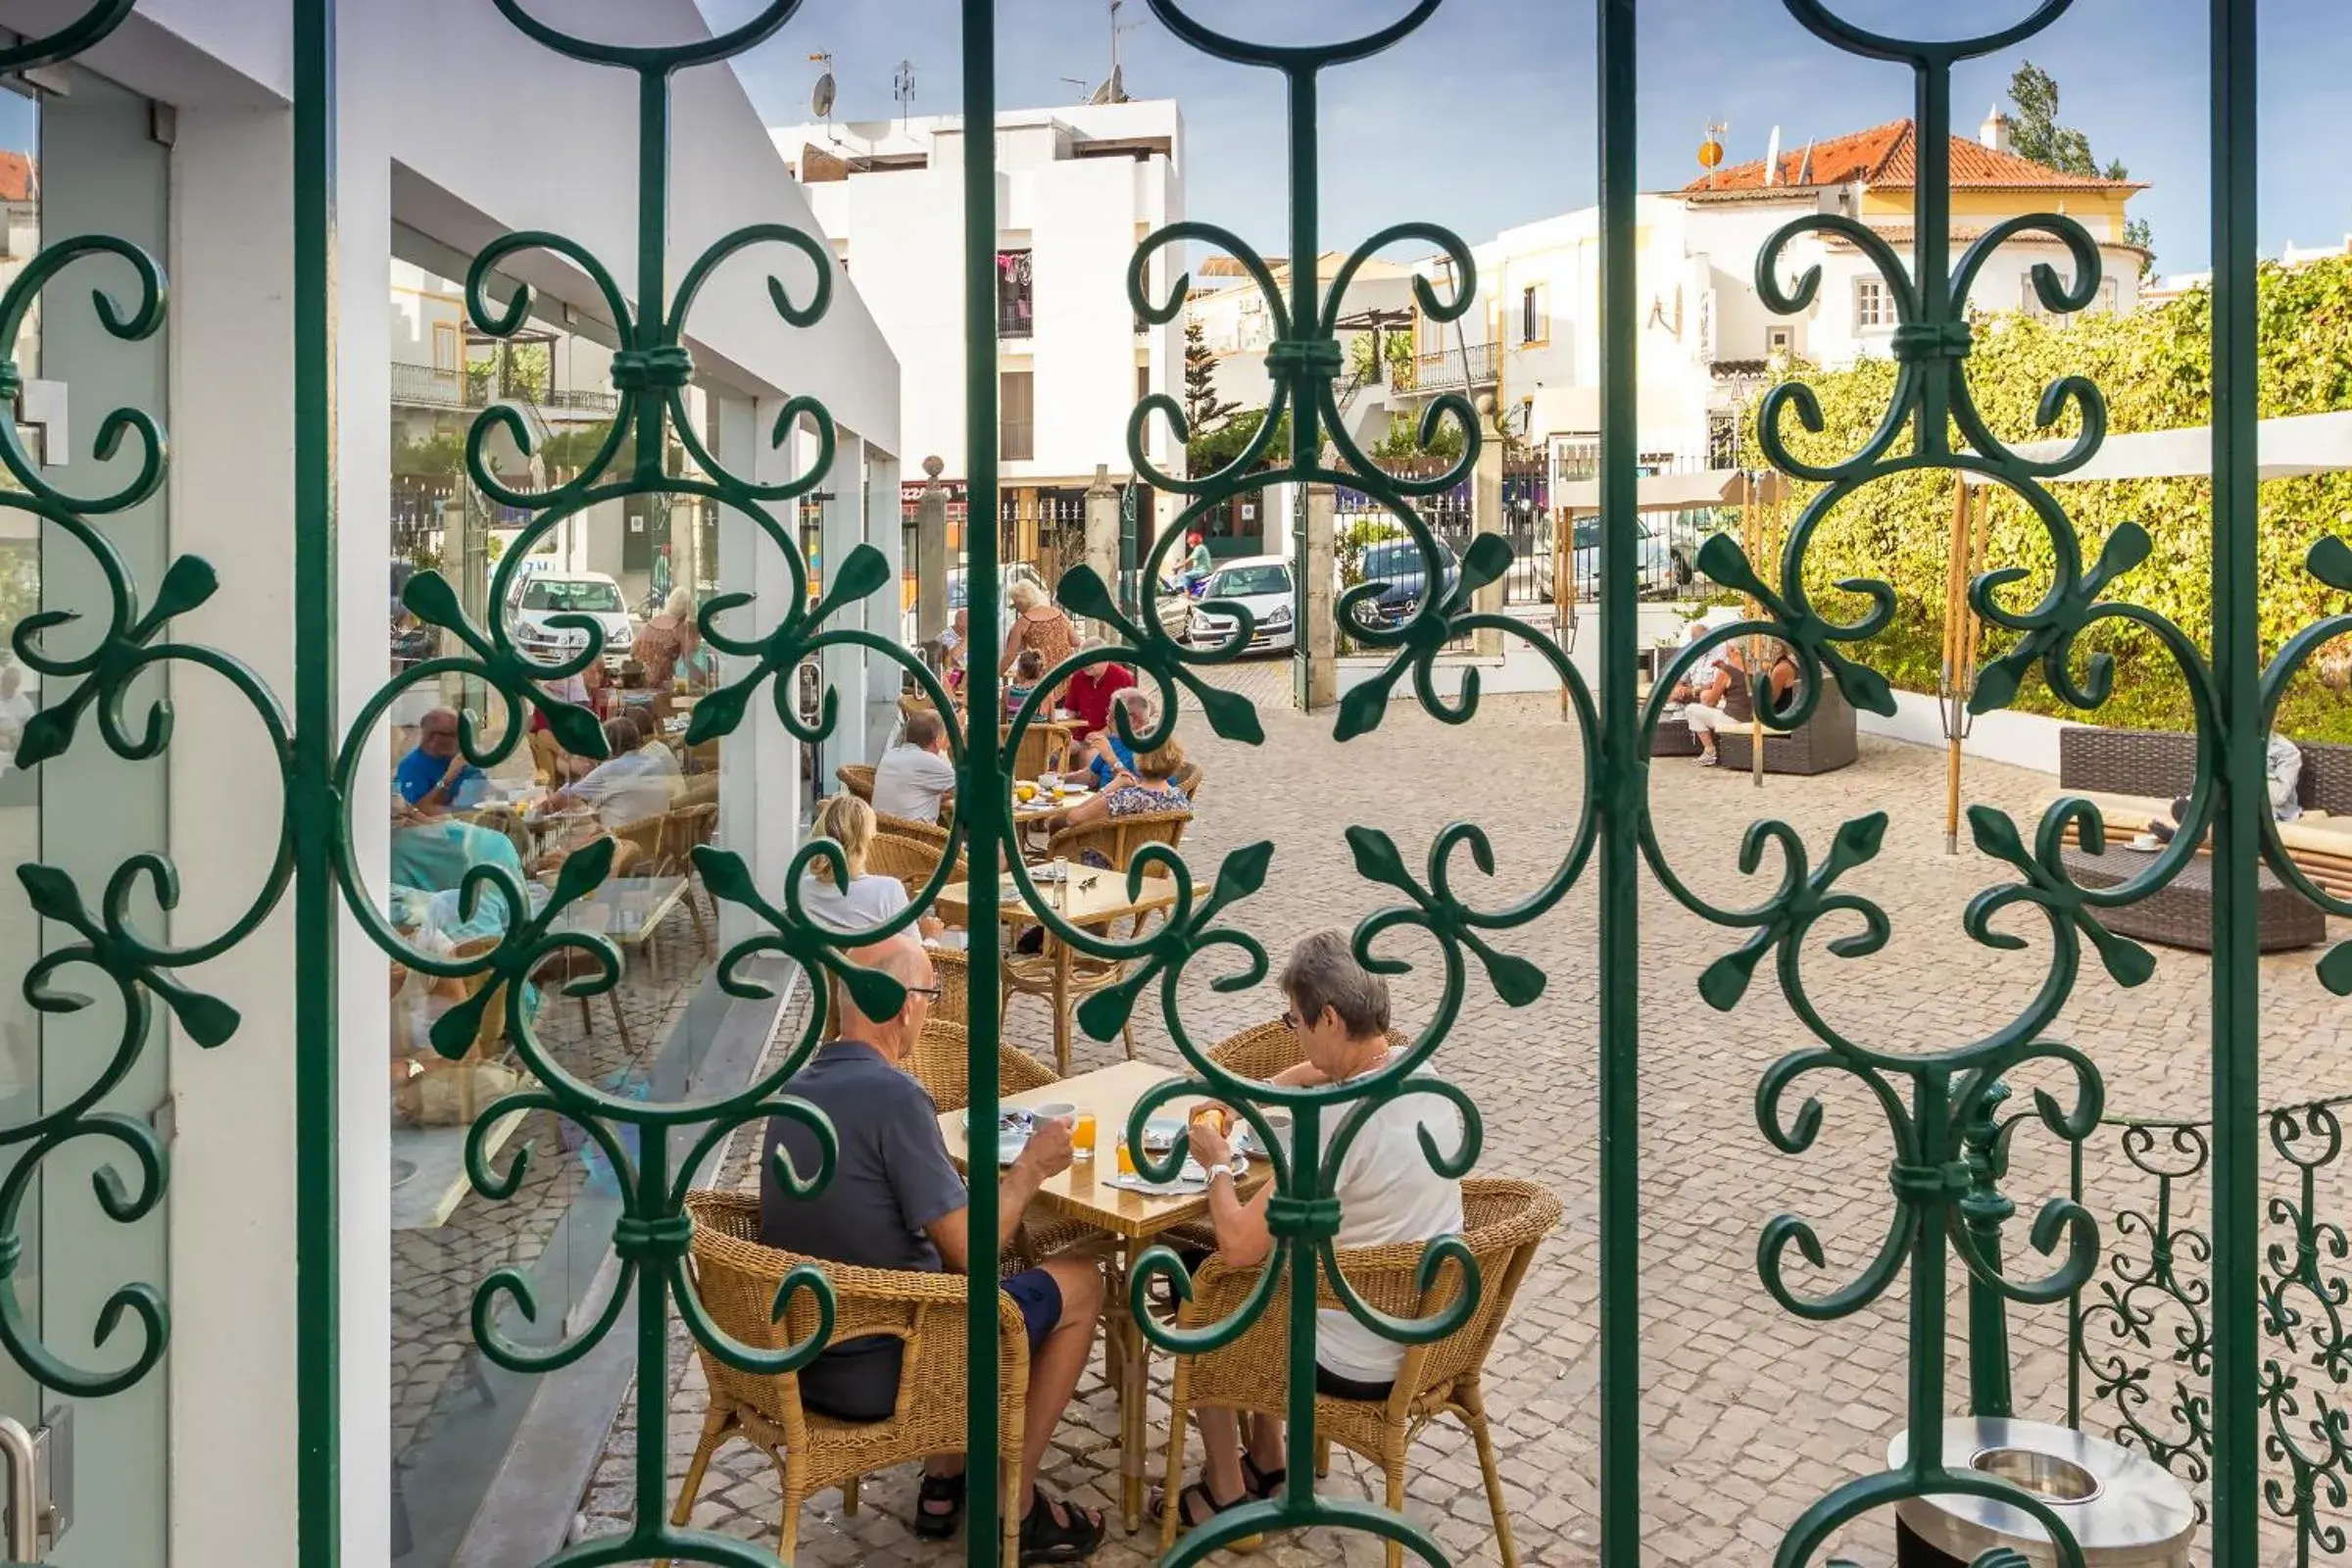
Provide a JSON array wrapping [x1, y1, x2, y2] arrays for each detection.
[[0, 63, 172, 1568]]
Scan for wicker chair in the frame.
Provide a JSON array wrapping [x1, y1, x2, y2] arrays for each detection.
[[929, 945, 974, 1024], [1042, 808, 1191, 877], [675, 1191, 1030, 1567], [866, 831, 962, 903], [1157, 1177, 1564, 1567], [903, 1017, 1057, 1113], [1005, 721, 1073, 783], [836, 763, 876, 803], [875, 809, 954, 851], [1169, 760, 1205, 806]]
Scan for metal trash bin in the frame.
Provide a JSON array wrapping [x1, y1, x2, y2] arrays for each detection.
[[1887, 1417, 2195, 1567]]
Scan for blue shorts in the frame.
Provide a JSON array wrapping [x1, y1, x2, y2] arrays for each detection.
[[1001, 1266, 1063, 1352], [800, 1267, 1063, 1422]]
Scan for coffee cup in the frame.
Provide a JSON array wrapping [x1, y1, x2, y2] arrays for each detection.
[[1032, 1101, 1076, 1126]]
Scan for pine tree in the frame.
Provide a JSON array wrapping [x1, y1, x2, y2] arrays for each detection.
[[1182, 317, 1241, 435], [2007, 61, 2155, 276]]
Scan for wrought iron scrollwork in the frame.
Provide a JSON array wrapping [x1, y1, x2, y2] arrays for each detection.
[[0, 0, 299, 1400]]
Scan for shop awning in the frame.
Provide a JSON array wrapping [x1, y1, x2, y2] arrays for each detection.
[[1555, 467, 1784, 515], [1961, 410, 2352, 484]]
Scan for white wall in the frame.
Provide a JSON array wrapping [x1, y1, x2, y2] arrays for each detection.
[[0, 3, 904, 1565], [782, 102, 1180, 486]]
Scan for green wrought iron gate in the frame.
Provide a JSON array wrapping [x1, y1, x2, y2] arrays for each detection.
[[0, 0, 2316, 1564]]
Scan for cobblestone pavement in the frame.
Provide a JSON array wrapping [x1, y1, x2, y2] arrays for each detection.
[[573, 667, 2351, 1566]]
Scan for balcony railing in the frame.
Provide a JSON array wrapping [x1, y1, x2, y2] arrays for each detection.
[[389, 361, 478, 409], [1396, 338, 1497, 391], [389, 361, 620, 417]]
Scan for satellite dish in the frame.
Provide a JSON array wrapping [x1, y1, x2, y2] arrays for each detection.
[[812, 72, 836, 119]]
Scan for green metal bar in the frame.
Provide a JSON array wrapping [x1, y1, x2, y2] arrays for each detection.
[[1287, 67, 1317, 713], [1594, 0, 1641, 1560], [1959, 1077, 2014, 1417], [292, 0, 341, 1560], [2209, 0, 2262, 1559], [634, 68, 669, 487], [961, 1, 1004, 1556], [1907, 1074, 1949, 1475]]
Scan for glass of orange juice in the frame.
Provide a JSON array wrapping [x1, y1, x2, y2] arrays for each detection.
[[1072, 1111, 1097, 1159], [1115, 1138, 1137, 1177]]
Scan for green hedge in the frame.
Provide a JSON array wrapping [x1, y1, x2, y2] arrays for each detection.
[[1754, 256, 2352, 740]]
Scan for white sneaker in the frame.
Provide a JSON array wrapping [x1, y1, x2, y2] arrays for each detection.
[[1695, 751, 1720, 767]]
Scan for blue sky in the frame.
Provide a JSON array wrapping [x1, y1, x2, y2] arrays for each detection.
[[702, 0, 2352, 280]]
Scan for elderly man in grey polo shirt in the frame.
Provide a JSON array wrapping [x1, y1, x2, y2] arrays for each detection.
[[760, 932, 1106, 1562]]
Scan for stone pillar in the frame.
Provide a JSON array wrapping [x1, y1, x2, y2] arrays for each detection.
[[915, 454, 950, 645], [863, 446, 903, 760], [1084, 463, 1119, 605], [719, 392, 803, 947], [1473, 400, 1505, 658], [1302, 483, 1338, 710], [815, 434, 870, 777]]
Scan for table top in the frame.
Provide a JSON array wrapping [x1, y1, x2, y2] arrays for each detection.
[[547, 874, 690, 943], [938, 1058, 1260, 1242], [932, 870, 1204, 928], [1012, 783, 1095, 820]]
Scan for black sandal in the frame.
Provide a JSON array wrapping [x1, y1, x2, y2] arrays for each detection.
[[1018, 1487, 1107, 1564], [1146, 1478, 1261, 1549], [1242, 1455, 1287, 1498], [912, 1472, 962, 1541]]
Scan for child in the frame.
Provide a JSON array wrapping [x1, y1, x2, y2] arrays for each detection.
[[1005, 648, 1044, 719]]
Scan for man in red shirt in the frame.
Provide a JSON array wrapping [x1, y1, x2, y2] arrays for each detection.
[[1062, 657, 1137, 772]]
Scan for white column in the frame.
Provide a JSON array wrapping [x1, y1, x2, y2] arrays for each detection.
[[862, 446, 902, 760], [816, 430, 869, 767], [716, 393, 801, 948]]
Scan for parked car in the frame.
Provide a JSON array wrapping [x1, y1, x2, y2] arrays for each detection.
[[1565, 517, 1700, 601], [509, 569, 637, 666], [1349, 535, 1461, 629], [1186, 556, 1297, 656]]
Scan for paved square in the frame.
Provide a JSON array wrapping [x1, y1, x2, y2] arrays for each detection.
[[575, 670, 2349, 1566]]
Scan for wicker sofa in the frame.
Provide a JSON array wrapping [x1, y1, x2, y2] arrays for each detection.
[[1650, 679, 1859, 776], [2053, 725, 2352, 902]]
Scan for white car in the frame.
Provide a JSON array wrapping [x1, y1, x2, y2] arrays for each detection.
[[509, 569, 636, 667], [1185, 556, 1297, 656]]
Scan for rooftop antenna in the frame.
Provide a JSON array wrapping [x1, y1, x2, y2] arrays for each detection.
[[893, 59, 916, 128], [1059, 75, 1090, 102], [808, 51, 836, 130], [1091, 0, 1140, 104], [1697, 120, 1727, 189]]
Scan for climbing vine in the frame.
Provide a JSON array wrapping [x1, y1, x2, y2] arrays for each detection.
[[1760, 256, 2352, 738]]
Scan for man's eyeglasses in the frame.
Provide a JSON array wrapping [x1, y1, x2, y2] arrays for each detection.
[[1283, 1007, 1306, 1031], [906, 984, 944, 1002]]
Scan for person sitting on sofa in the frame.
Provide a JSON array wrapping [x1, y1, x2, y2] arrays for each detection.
[[2149, 732, 2303, 844]]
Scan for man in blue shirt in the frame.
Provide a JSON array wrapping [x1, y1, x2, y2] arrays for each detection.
[[1082, 688, 1151, 790], [394, 708, 489, 815]]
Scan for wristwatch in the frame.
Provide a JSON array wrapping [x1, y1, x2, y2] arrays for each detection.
[[1205, 1162, 1235, 1187]]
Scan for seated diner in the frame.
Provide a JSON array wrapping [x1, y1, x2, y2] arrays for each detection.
[[1158, 930, 1463, 1534], [795, 794, 944, 940], [759, 932, 1107, 1561]]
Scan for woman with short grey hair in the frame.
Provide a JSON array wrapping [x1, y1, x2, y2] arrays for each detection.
[[1155, 930, 1459, 1537]]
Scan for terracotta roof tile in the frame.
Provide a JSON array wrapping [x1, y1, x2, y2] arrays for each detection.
[[0, 152, 34, 204], [1683, 118, 2140, 196]]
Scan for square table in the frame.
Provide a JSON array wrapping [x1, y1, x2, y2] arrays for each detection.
[[939, 1058, 1268, 1534], [931, 871, 1210, 1073]]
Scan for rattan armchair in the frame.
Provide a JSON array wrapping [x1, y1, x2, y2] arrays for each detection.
[[676, 1190, 1030, 1567], [875, 809, 954, 850], [835, 763, 875, 803], [1005, 720, 1073, 782], [904, 1017, 1057, 1113], [1169, 760, 1205, 806], [1157, 1177, 1563, 1567], [866, 830, 964, 903], [1042, 807, 1191, 877]]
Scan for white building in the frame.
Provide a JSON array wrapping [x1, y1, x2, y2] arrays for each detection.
[[1375, 112, 2147, 483], [0, 4, 901, 1567], [771, 100, 1183, 565]]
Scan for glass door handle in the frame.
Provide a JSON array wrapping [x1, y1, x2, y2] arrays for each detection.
[[0, 1415, 37, 1562]]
